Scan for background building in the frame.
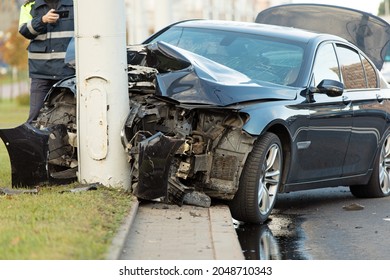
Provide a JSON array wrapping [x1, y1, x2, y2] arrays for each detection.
[[1, 0, 289, 43], [125, 0, 290, 43]]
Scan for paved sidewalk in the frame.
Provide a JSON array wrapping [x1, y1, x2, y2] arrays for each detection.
[[108, 200, 244, 260]]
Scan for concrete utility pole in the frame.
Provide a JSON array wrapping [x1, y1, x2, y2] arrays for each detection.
[[74, 0, 130, 187]]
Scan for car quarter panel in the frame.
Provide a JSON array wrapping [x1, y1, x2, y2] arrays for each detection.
[[343, 88, 390, 176]]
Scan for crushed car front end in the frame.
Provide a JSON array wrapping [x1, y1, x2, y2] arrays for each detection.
[[121, 90, 255, 206], [122, 43, 263, 206]]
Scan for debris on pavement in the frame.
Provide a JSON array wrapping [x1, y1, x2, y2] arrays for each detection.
[[342, 203, 365, 211]]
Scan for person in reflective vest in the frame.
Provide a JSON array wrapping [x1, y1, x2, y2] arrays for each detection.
[[19, 0, 74, 123]]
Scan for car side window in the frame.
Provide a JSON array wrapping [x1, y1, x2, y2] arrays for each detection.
[[335, 45, 366, 89], [362, 56, 378, 88], [312, 43, 341, 86]]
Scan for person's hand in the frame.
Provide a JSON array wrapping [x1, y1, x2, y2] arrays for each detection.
[[42, 9, 59, 24]]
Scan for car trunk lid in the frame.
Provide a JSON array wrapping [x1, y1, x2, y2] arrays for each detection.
[[255, 4, 390, 70]]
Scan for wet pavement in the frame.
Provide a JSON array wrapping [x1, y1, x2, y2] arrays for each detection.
[[108, 187, 390, 260], [235, 214, 308, 260]]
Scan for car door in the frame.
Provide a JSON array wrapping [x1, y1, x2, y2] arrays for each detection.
[[336, 45, 390, 176], [297, 43, 353, 182]]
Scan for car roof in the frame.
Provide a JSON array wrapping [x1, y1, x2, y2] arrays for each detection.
[[164, 19, 344, 45]]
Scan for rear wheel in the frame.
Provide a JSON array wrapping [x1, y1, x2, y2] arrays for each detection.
[[229, 132, 283, 224], [350, 132, 390, 198]]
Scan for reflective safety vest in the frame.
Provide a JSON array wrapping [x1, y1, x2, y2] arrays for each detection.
[[19, 0, 75, 80]]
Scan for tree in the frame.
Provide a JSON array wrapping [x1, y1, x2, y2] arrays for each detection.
[[0, 20, 28, 72], [378, 0, 390, 16], [0, 20, 29, 99]]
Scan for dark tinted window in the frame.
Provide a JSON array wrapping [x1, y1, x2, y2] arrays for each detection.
[[149, 27, 304, 86]]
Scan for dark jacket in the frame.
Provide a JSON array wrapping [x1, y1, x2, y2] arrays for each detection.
[[19, 0, 75, 80]]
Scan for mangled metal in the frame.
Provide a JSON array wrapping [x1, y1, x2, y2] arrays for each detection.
[[0, 42, 257, 208], [122, 43, 256, 207]]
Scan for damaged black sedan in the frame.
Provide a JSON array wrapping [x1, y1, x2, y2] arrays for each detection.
[[2, 5, 390, 224]]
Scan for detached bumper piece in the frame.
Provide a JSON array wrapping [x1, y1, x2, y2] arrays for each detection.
[[134, 132, 184, 200], [0, 123, 77, 187], [0, 123, 50, 187], [133, 132, 211, 208]]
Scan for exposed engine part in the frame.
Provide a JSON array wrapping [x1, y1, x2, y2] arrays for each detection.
[[34, 88, 78, 181], [122, 95, 255, 205]]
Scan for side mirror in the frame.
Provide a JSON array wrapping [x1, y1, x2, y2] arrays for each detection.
[[310, 79, 344, 97]]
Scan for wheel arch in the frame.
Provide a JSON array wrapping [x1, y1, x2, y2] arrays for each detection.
[[266, 123, 292, 193], [350, 126, 390, 198]]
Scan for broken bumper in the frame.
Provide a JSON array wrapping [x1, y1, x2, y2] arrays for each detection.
[[0, 123, 50, 187]]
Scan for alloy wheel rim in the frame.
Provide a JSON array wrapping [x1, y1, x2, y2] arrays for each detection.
[[258, 143, 281, 215], [259, 227, 281, 260], [379, 136, 390, 195]]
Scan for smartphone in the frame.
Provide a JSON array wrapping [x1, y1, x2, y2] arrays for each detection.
[[53, 10, 69, 18]]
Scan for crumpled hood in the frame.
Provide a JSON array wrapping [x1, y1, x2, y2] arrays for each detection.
[[255, 4, 390, 70], [130, 42, 298, 107]]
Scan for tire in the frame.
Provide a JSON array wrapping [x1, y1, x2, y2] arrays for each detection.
[[350, 132, 390, 198], [236, 223, 281, 260], [229, 132, 283, 224]]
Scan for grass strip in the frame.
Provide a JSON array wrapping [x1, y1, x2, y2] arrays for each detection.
[[0, 185, 132, 260], [0, 100, 133, 259]]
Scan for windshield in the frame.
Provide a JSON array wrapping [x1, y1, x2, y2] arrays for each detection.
[[149, 27, 304, 86]]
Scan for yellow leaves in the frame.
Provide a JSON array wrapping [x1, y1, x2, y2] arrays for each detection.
[[0, 20, 29, 71]]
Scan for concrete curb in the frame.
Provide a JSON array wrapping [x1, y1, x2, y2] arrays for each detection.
[[106, 197, 139, 260]]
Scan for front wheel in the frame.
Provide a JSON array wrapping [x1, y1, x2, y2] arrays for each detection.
[[350, 132, 390, 198], [229, 132, 283, 224]]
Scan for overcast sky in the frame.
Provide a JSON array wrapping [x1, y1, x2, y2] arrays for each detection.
[[291, 0, 383, 15]]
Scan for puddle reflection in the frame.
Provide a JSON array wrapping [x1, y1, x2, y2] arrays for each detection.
[[235, 214, 309, 260]]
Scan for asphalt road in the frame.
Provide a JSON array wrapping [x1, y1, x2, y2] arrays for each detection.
[[270, 186, 390, 260]]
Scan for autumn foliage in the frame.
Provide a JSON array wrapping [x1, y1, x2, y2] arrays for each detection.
[[0, 21, 29, 71]]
